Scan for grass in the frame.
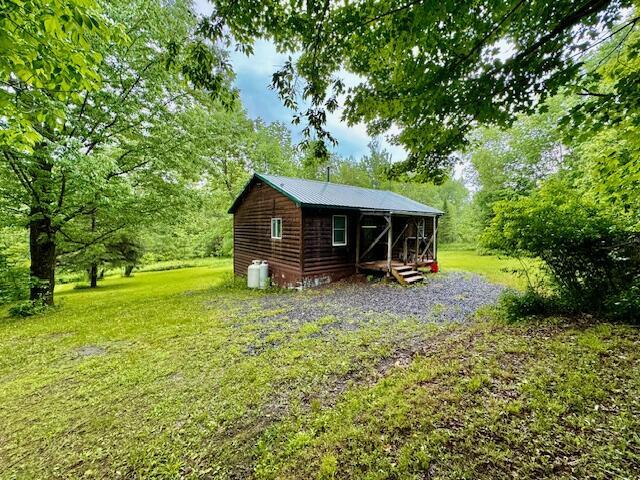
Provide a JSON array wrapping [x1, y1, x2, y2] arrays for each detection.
[[1, 253, 638, 479], [57, 257, 226, 285], [438, 246, 540, 290]]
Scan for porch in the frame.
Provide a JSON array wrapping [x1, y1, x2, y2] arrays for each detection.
[[355, 212, 439, 284]]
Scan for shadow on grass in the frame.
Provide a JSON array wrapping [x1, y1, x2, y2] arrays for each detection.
[[0, 303, 64, 325], [60, 281, 133, 296]]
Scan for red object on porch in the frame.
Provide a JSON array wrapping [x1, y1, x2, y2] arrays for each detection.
[[430, 262, 439, 273]]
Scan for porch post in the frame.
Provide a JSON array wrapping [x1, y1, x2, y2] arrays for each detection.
[[433, 215, 438, 261], [403, 237, 408, 264], [355, 214, 361, 272], [414, 219, 419, 265], [386, 215, 392, 274]]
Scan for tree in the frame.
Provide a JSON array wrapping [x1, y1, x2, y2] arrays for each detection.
[[331, 140, 394, 188], [481, 17, 640, 319], [482, 176, 639, 319], [438, 198, 455, 244], [0, 0, 232, 304], [0, 0, 117, 152], [164, 99, 300, 259], [563, 28, 640, 227], [205, 0, 632, 179], [108, 235, 145, 277], [467, 96, 569, 227]]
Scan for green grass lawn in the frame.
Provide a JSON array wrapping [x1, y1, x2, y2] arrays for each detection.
[[438, 247, 538, 290], [1, 255, 638, 479]]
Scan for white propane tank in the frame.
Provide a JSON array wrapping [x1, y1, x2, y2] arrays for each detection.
[[259, 261, 269, 289], [247, 260, 261, 289]]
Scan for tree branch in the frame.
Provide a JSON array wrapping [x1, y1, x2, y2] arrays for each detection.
[[58, 172, 66, 210], [106, 157, 151, 180], [578, 89, 614, 98], [59, 223, 127, 251], [359, 0, 424, 28], [512, 0, 613, 62], [452, 0, 527, 70], [3, 151, 40, 203]]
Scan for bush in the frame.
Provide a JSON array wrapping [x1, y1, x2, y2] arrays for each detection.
[[605, 279, 640, 321], [483, 179, 640, 322], [498, 289, 567, 322], [0, 254, 29, 304], [8, 299, 47, 317]]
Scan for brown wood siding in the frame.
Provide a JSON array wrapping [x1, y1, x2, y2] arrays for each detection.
[[301, 208, 357, 283], [359, 216, 390, 262], [233, 181, 302, 286]]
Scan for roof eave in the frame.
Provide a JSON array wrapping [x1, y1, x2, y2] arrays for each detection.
[[298, 204, 444, 216]]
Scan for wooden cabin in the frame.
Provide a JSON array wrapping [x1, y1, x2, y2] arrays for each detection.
[[228, 173, 444, 287]]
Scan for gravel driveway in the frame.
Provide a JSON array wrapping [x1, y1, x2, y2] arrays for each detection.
[[256, 272, 505, 324]]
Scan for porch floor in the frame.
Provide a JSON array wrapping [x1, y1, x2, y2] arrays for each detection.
[[358, 259, 435, 272]]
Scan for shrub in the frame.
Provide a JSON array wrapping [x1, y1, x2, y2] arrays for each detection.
[[8, 300, 47, 317], [483, 179, 640, 322], [498, 289, 567, 322], [605, 279, 640, 321], [0, 253, 29, 304]]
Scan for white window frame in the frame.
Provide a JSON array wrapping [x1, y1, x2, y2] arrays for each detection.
[[332, 215, 347, 246], [271, 217, 282, 240]]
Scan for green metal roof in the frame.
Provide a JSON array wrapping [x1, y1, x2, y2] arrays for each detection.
[[228, 173, 444, 216]]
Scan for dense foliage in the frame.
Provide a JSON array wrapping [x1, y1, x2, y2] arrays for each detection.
[[468, 96, 569, 226], [205, 0, 631, 178], [479, 25, 640, 321], [1, 0, 241, 304], [484, 179, 640, 320], [0, 0, 115, 151]]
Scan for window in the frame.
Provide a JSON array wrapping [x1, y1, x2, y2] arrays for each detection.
[[332, 215, 347, 246], [271, 218, 282, 239]]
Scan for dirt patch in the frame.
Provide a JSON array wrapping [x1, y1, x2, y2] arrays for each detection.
[[74, 345, 106, 357], [47, 332, 75, 340]]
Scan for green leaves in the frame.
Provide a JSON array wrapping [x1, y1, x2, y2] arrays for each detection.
[[482, 176, 640, 317], [209, 0, 629, 179], [1, 0, 119, 150], [42, 15, 58, 35], [1, 0, 236, 303]]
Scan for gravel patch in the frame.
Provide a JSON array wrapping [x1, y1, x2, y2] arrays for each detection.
[[255, 272, 504, 325]]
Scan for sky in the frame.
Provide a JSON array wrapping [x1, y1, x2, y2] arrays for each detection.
[[193, 0, 407, 163]]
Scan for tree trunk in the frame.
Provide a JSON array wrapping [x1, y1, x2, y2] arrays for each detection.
[[29, 214, 56, 305], [88, 210, 99, 288], [124, 265, 134, 277], [89, 264, 98, 288]]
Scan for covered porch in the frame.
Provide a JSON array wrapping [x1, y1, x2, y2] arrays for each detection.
[[354, 211, 439, 283]]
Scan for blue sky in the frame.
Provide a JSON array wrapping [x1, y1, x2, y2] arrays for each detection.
[[194, 1, 407, 162]]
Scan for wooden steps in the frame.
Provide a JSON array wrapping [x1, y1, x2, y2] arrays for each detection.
[[391, 265, 424, 285]]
